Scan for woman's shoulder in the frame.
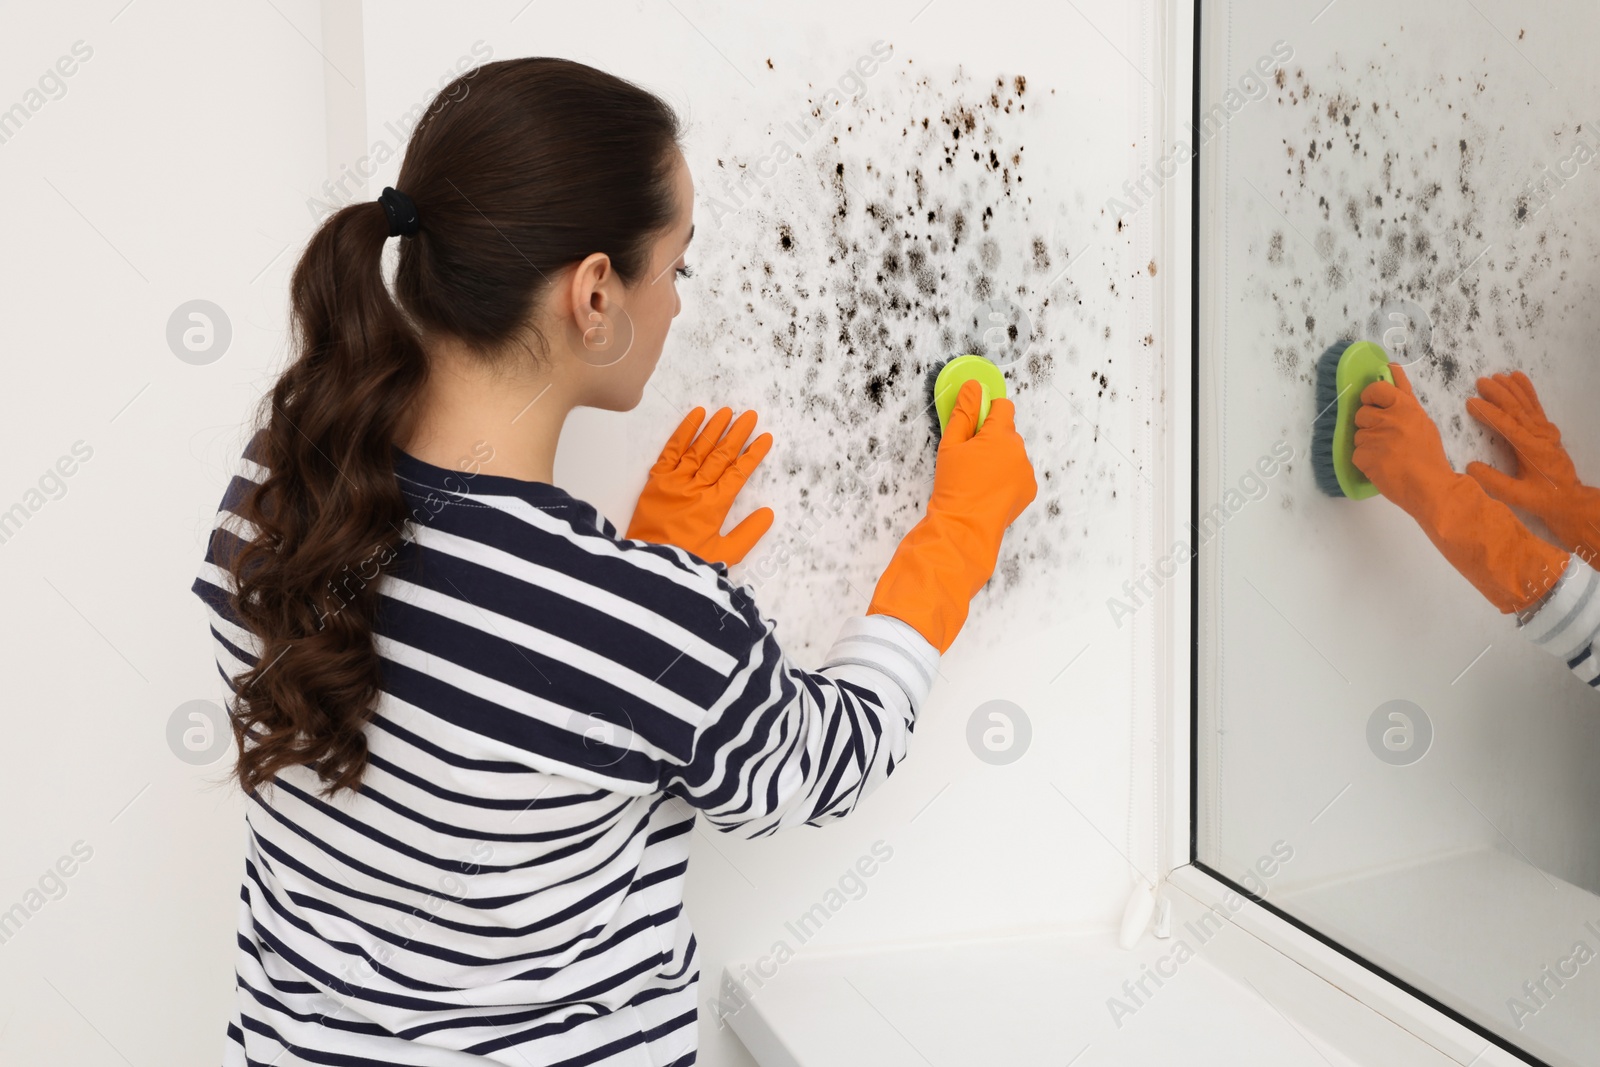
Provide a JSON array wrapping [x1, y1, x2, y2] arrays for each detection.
[[393, 454, 761, 640]]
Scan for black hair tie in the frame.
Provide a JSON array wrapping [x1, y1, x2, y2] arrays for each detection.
[[378, 186, 419, 238]]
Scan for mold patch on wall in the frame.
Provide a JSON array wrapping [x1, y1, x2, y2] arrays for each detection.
[[1235, 43, 1599, 469], [651, 59, 1138, 660]]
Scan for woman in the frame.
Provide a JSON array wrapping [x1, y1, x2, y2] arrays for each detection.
[[192, 57, 1036, 1065]]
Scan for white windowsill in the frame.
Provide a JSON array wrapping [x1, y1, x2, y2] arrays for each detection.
[[721, 910, 1421, 1066]]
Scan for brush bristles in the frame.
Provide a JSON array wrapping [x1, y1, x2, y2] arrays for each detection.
[[1310, 341, 1351, 497], [922, 359, 947, 438]]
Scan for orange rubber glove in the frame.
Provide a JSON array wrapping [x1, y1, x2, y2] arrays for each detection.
[[1464, 370, 1600, 565], [626, 406, 775, 566], [867, 380, 1038, 652], [1352, 363, 1568, 613]]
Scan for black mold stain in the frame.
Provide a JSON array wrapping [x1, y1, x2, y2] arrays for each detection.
[[1252, 52, 1575, 457], [673, 62, 1136, 655]]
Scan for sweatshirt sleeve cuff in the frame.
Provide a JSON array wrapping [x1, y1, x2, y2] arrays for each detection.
[[1516, 553, 1600, 666], [819, 614, 941, 710]]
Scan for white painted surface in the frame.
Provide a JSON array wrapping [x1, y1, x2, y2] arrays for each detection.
[[0, 3, 327, 1065], [721, 926, 1372, 1067], [734, 857, 1594, 1067]]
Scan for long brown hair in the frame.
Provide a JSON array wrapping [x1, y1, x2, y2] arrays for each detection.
[[220, 57, 682, 797]]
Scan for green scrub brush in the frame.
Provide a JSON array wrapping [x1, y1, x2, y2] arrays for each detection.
[[1312, 340, 1394, 499], [924, 354, 1008, 438]]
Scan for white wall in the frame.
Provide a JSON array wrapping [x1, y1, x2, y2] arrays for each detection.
[[0, 2, 327, 1064], [0, 2, 1160, 1064]]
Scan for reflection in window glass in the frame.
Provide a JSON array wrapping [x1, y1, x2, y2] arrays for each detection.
[[1194, 3, 1600, 1064]]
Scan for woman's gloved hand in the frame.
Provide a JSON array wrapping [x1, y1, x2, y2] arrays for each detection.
[[867, 380, 1038, 652], [1464, 370, 1600, 564], [1352, 363, 1568, 613], [626, 406, 775, 566]]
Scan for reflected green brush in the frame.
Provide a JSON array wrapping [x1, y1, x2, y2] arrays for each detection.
[[1311, 339, 1394, 499], [924, 354, 1008, 437]]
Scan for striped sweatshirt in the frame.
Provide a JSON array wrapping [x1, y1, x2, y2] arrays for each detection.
[[191, 434, 940, 1066]]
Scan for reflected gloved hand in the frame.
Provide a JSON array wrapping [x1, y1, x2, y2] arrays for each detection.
[[867, 380, 1038, 652], [1352, 363, 1568, 613], [626, 406, 775, 567], [1464, 370, 1600, 565]]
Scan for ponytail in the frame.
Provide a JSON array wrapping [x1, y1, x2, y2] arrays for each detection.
[[226, 198, 425, 797]]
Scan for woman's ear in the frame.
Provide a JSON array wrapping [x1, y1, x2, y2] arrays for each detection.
[[546, 253, 611, 360], [564, 252, 614, 330], [557, 252, 636, 371]]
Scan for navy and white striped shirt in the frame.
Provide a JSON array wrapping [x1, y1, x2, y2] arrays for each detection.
[[192, 434, 939, 1066]]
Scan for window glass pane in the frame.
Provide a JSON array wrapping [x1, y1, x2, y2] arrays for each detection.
[[1195, 3, 1600, 1064]]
